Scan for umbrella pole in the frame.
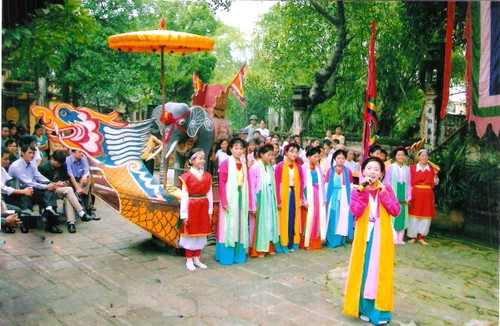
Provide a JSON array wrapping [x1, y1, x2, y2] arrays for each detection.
[[160, 46, 167, 189]]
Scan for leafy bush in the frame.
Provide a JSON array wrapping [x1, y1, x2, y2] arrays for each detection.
[[433, 138, 467, 213]]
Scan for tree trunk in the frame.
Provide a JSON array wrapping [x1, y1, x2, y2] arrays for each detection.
[[299, 0, 350, 130]]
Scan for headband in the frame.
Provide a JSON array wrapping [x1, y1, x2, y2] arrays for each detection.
[[417, 148, 428, 157], [190, 151, 204, 161]]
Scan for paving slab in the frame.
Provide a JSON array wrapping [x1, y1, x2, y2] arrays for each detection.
[[0, 198, 498, 325]]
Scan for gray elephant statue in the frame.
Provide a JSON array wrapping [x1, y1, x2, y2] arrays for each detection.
[[151, 102, 215, 183]]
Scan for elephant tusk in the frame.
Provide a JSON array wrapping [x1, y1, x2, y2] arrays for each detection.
[[165, 140, 179, 159], [146, 146, 162, 161]]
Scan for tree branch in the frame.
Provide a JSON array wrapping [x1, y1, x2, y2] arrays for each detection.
[[309, 0, 349, 108]]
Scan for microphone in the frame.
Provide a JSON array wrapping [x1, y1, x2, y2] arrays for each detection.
[[357, 177, 373, 192]]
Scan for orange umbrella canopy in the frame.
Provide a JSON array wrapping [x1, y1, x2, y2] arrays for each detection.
[[108, 18, 214, 54]]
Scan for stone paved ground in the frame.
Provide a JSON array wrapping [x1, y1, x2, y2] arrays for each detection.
[[0, 199, 498, 326]]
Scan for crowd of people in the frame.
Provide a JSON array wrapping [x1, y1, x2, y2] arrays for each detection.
[[2, 116, 439, 325], [182, 116, 439, 325], [1, 121, 99, 235]]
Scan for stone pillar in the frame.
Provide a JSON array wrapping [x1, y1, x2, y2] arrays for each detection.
[[422, 85, 438, 150], [291, 110, 303, 135]]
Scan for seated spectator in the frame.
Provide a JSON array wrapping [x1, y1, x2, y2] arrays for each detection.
[[8, 144, 65, 233], [20, 136, 43, 167], [39, 150, 93, 233], [33, 124, 49, 161], [17, 124, 30, 139], [66, 149, 99, 220], [1, 149, 35, 211], [8, 122, 19, 144], [49, 132, 69, 157], [4, 140, 19, 168], [1, 201, 21, 233], [2, 125, 11, 145], [1, 194, 29, 233]]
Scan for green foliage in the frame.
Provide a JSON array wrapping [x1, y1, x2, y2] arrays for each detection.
[[433, 137, 467, 213], [464, 156, 500, 214], [245, 1, 467, 140], [3, 0, 95, 83], [3, 0, 221, 112]]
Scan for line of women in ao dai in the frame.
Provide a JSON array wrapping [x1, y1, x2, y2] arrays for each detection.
[[325, 150, 354, 248], [248, 144, 279, 257]]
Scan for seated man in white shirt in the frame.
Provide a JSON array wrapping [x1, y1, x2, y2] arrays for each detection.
[[8, 144, 69, 233]]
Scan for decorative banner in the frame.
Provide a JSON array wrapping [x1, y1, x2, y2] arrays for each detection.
[[192, 73, 205, 95], [440, 1, 456, 119], [465, 1, 500, 137], [230, 63, 246, 106], [362, 22, 377, 161]]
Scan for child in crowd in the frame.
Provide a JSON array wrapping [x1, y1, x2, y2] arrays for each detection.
[[344, 157, 401, 325], [325, 129, 333, 141], [248, 144, 279, 257], [272, 143, 283, 166], [178, 148, 213, 271], [246, 139, 258, 168], [301, 146, 326, 250], [325, 149, 354, 248], [383, 146, 411, 245], [379, 149, 388, 162], [214, 139, 229, 165], [344, 150, 359, 174], [216, 138, 249, 265], [274, 143, 305, 253], [319, 140, 332, 178], [368, 144, 382, 158]]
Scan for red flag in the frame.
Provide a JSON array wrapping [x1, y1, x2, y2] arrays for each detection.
[[362, 22, 377, 161], [192, 73, 204, 95], [230, 64, 246, 106], [440, 1, 456, 119]]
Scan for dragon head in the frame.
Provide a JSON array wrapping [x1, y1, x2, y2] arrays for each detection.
[[31, 103, 128, 159]]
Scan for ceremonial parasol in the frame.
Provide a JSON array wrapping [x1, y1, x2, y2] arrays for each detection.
[[108, 18, 215, 188]]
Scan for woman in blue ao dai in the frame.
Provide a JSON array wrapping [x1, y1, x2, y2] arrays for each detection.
[[325, 149, 354, 248]]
